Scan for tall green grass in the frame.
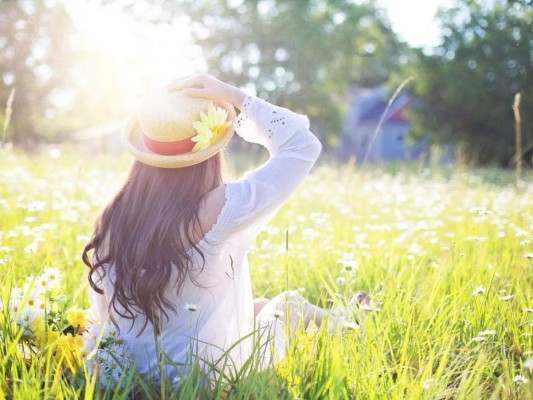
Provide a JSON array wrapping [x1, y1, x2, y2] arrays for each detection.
[[0, 149, 532, 399]]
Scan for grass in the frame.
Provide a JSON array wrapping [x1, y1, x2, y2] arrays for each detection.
[[0, 147, 532, 399]]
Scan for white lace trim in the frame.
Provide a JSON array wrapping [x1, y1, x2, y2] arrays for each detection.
[[235, 95, 310, 151]]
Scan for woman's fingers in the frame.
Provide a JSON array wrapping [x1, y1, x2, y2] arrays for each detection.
[[167, 74, 208, 91], [181, 87, 214, 99]]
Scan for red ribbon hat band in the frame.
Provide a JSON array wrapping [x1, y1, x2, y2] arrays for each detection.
[[143, 134, 195, 155]]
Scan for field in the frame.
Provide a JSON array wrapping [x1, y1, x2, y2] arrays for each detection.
[[0, 148, 532, 399]]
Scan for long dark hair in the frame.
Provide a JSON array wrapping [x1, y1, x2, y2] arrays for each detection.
[[82, 153, 223, 335]]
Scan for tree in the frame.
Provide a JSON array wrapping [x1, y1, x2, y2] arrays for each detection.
[[403, 0, 532, 165], [167, 0, 405, 145], [0, 0, 127, 146], [0, 0, 75, 145]]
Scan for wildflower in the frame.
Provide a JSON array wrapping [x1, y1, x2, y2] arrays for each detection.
[[469, 207, 491, 215], [24, 241, 39, 253], [499, 294, 514, 301], [46, 327, 60, 345], [422, 378, 436, 390], [359, 304, 381, 312], [472, 285, 486, 295], [466, 235, 488, 242], [191, 107, 230, 152], [342, 321, 359, 331], [31, 317, 57, 349], [9, 297, 22, 316], [522, 253, 533, 259], [335, 277, 346, 286], [54, 333, 83, 371], [100, 323, 119, 340], [67, 307, 88, 329], [513, 375, 528, 385], [82, 323, 103, 352], [86, 344, 133, 389], [17, 308, 40, 331], [35, 276, 51, 292], [340, 259, 358, 274], [272, 310, 284, 319], [478, 330, 496, 337], [42, 268, 61, 287], [524, 358, 533, 371], [183, 303, 198, 312], [302, 228, 319, 239]]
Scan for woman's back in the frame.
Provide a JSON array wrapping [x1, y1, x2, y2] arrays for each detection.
[[86, 81, 322, 382]]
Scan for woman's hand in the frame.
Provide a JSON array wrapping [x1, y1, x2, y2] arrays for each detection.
[[167, 74, 247, 110]]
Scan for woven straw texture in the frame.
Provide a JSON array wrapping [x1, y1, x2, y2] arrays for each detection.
[[123, 88, 236, 168]]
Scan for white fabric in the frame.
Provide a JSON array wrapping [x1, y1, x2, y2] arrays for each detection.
[[88, 95, 322, 382]]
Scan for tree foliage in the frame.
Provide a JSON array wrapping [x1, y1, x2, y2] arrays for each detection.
[[171, 0, 405, 145], [0, 0, 74, 145], [403, 0, 532, 165], [0, 0, 128, 146]]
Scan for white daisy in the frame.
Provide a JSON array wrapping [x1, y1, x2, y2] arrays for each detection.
[[335, 277, 346, 286], [422, 378, 436, 390], [82, 322, 105, 352], [342, 321, 360, 331], [102, 323, 119, 339], [472, 285, 486, 295], [86, 344, 133, 389]]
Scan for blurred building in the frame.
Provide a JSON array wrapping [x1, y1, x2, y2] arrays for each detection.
[[73, 120, 124, 153], [338, 85, 427, 163]]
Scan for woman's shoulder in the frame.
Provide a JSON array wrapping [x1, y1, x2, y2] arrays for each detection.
[[199, 184, 227, 235]]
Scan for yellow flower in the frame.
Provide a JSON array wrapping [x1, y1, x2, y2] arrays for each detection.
[[54, 333, 83, 372], [191, 107, 230, 152], [47, 328, 60, 344], [67, 307, 87, 329], [30, 316, 46, 345]]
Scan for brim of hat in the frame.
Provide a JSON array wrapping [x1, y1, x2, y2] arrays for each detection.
[[122, 104, 236, 169]]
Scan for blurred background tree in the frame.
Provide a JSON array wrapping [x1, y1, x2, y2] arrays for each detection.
[[0, 0, 74, 146], [0, 0, 130, 146], [148, 0, 406, 146], [1, 0, 531, 166], [402, 0, 532, 165]]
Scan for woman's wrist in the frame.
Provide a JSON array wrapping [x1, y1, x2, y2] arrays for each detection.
[[229, 88, 247, 110]]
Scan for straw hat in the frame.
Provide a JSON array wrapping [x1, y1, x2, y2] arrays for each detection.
[[122, 87, 236, 168]]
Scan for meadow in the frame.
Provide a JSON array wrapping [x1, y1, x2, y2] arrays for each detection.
[[0, 147, 532, 399]]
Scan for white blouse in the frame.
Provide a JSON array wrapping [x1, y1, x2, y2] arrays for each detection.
[[88, 95, 322, 382]]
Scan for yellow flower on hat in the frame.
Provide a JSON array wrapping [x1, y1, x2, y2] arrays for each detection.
[[191, 106, 230, 153]]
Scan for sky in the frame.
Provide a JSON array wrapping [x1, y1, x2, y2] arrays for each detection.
[[378, 0, 454, 48]]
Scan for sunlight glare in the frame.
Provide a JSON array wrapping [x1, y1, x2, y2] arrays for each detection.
[[66, 0, 202, 103]]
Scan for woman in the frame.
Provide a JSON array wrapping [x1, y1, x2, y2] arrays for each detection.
[[83, 74, 351, 383]]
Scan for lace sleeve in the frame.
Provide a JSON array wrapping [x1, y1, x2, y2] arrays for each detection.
[[205, 96, 322, 243], [234, 95, 313, 154]]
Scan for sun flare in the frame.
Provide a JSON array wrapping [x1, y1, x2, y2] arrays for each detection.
[[66, 0, 202, 107]]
